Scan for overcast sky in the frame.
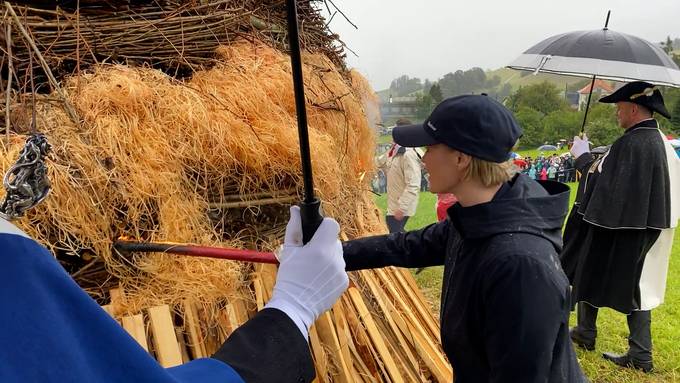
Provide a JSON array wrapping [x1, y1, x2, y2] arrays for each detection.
[[321, 0, 680, 91]]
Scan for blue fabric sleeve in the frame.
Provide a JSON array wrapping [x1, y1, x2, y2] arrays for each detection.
[[0, 230, 243, 383]]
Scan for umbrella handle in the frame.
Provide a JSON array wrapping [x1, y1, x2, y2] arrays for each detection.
[[300, 198, 323, 244]]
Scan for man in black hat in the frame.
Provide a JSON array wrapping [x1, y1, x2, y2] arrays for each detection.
[[561, 81, 680, 372], [343, 95, 585, 382]]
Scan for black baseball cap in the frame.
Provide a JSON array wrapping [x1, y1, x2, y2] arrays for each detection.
[[599, 81, 671, 119], [392, 95, 522, 163]]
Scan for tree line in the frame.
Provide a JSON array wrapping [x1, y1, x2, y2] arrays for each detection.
[[386, 37, 680, 149]]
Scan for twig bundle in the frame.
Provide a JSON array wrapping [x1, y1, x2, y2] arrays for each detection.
[[0, 0, 346, 89]]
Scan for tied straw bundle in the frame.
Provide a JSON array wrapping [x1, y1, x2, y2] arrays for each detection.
[[0, 39, 383, 314]]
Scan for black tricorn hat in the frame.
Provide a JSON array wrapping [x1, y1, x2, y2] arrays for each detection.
[[599, 81, 671, 119]]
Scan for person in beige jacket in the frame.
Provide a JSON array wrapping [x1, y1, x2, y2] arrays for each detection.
[[378, 119, 422, 233]]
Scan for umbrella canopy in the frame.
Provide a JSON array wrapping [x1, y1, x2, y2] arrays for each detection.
[[538, 145, 558, 151], [508, 29, 680, 87]]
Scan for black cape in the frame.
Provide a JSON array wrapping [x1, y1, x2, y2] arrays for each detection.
[[575, 119, 673, 229], [561, 119, 677, 313]]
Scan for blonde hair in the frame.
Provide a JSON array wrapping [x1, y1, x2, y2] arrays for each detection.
[[463, 157, 514, 187]]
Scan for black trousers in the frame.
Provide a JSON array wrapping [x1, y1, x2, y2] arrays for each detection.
[[576, 302, 653, 361], [386, 215, 409, 233]]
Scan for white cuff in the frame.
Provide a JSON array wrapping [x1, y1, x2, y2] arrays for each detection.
[[264, 297, 310, 341]]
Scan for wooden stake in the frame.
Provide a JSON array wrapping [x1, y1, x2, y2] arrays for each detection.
[[147, 305, 183, 368], [375, 270, 452, 381], [182, 300, 207, 359], [308, 324, 329, 383], [122, 314, 149, 351], [363, 271, 424, 382], [314, 311, 352, 383], [341, 295, 380, 380], [347, 286, 404, 383]]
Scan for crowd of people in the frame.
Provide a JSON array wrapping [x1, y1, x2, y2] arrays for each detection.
[[374, 147, 581, 198], [514, 152, 577, 182]]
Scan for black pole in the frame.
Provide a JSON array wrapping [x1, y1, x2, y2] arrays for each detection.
[[580, 75, 597, 134], [286, 0, 323, 243], [604, 10, 611, 29]]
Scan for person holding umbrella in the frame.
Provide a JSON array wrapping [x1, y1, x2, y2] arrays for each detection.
[[343, 95, 585, 382], [561, 81, 680, 372]]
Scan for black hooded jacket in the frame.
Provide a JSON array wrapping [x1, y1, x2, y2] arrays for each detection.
[[343, 174, 585, 382]]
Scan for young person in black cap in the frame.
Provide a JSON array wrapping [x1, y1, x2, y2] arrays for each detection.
[[343, 95, 585, 382], [561, 81, 679, 372]]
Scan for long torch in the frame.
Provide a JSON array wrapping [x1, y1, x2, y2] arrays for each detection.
[[113, 240, 278, 264]]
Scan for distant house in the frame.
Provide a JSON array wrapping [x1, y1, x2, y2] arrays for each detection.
[[577, 80, 614, 111], [565, 91, 580, 109], [380, 95, 418, 124]]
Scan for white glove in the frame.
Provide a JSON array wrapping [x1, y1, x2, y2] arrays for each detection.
[[264, 206, 349, 340], [570, 135, 590, 159]]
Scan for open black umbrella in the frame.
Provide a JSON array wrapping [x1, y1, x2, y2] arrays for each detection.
[[286, 0, 323, 243], [507, 11, 680, 132]]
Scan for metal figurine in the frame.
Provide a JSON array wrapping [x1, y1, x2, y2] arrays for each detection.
[[0, 133, 52, 220]]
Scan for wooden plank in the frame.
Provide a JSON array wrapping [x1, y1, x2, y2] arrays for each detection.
[[258, 264, 277, 302], [331, 301, 358, 378], [381, 285, 452, 382], [121, 314, 149, 352], [335, 299, 377, 383], [147, 305, 183, 368], [375, 270, 452, 382], [347, 286, 405, 383], [252, 276, 265, 311], [175, 327, 191, 364], [341, 296, 381, 381], [230, 297, 250, 324], [389, 268, 440, 340], [315, 311, 352, 383], [182, 300, 207, 359], [101, 304, 117, 321], [308, 324, 328, 383], [363, 271, 424, 382], [109, 287, 125, 316]]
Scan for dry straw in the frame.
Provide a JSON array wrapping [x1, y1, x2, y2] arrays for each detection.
[[0, 39, 383, 315]]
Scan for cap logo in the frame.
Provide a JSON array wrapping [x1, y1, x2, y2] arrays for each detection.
[[427, 121, 437, 131], [630, 86, 657, 100]]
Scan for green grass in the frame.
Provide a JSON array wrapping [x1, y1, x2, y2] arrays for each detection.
[[373, 187, 680, 382], [377, 134, 392, 145], [516, 148, 570, 158]]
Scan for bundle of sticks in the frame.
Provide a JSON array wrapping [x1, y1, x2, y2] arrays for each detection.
[[0, 0, 347, 91]]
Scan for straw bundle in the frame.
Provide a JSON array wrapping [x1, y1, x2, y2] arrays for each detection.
[[1, 17, 451, 381]]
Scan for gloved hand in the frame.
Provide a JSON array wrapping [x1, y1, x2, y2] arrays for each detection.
[[570, 134, 590, 159], [264, 206, 349, 340]]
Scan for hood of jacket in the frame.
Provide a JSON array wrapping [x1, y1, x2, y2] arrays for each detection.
[[448, 174, 570, 251]]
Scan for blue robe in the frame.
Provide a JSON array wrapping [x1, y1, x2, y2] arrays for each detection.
[[0, 218, 243, 382]]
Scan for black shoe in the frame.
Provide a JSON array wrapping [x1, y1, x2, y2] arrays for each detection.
[[569, 327, 595, 351], [602, 352, 653, 373]]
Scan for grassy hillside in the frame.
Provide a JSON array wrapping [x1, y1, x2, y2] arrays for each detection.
[[486, 67, 588, 91]]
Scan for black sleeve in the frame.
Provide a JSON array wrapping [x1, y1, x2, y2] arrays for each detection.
[[574, 152, 595, 173], [343, 220, 450, 271], [212, 308, 315, 383], [481, 255, 568, 383]]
